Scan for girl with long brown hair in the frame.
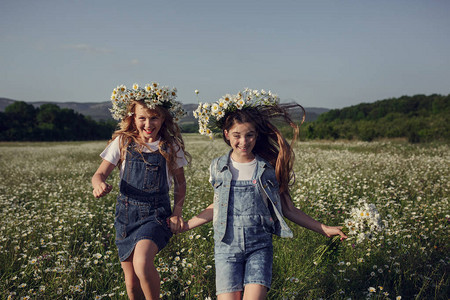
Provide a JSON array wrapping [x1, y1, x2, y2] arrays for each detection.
[[185, 88, 346, 299]]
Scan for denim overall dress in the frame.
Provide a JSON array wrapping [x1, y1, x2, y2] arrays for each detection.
[[214, 163, 274, 294], [114, 145, 173, 262]]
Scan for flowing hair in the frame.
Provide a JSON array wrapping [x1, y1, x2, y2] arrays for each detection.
[[109, 100, 191, 176], [220, 103, 305, 194]]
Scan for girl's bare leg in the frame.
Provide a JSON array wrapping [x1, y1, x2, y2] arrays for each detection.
[[133, 239, 160, 300], [243, 284, 268, 300], [121, 252, 145, 300], [218, 291, 242, 300]]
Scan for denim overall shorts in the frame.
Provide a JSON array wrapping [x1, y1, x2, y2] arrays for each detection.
[[114, 146, 173, 262], [214, 170, 274, 294]]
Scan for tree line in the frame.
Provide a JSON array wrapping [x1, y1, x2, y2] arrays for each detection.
[[0, 101, 117, 141], [300, 94, 450, 143], [1, 94, 448, 143]]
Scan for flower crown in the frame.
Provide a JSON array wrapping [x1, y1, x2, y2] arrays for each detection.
[[110, 82, 186, 122], [193, 88, 280, 137]]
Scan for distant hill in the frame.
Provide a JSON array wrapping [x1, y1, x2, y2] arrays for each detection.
[[32, 101, 113, 122], [0, 98, 111, 121], [306, 94, 450, 142], [0, 98, 328, 123], [285, 105, 329, 123], [316, 94, 448, 123], [0, 98, 16, 111]]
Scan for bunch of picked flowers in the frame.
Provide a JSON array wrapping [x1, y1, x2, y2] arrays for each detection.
[[193, 88, 280, 138], [109, 82, 186, 122], [313, 199, 385, 265], [344, 199, 385, 244]]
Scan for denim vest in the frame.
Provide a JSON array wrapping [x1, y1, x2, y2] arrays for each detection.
[[210, 152, 293, 242]]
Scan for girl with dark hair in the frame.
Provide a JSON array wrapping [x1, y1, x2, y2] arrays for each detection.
[[92, 82, 190, 299], [186, 89, 346, 299]]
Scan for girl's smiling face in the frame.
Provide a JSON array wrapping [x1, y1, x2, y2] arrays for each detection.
[[224, 122, 257, 162], [134, 103, 164, 143]]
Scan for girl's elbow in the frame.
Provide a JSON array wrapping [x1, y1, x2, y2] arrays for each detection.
[[282, 209, 294, 220], [280, 200, 294, 213], [174, 179, 187, 190]]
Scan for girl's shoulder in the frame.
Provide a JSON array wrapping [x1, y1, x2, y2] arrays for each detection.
[[104, 135, 121, 150], [101, 136, 124, 165], [110, 134, 127, 146], [107, 135, 136, 154], [255, 154, 275, 170], [210, 152, 229, 167], [208, 153, 226, 177]]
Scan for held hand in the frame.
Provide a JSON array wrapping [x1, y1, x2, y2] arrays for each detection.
[[322, 225, 348, 240], [93, 182, 113, 198], [168, 218, 190, 233], [167, 215, 185, 234], [179, 220, 191, 233]]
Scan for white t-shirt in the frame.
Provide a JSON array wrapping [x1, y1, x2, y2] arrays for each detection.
[[100, 137, 188, 187], [229, 157, 257, 181]]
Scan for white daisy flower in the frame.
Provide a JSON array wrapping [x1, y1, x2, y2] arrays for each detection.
[[211, 103, 220, 113]]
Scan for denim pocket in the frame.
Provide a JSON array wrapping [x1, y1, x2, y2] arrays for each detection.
[[143, 164, 161, 193], [114, 202, 128, 240], [213, 182, 222, 206], [266, 179, 279, 192], [115, 201, 128, 224], [138, 205, 151, 220], [154, 202, 170, 226], [232, 186, 256, 214]]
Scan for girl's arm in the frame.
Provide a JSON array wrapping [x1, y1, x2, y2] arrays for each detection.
[[172, 167, 186, 216], [184, 203, 214, 232], [169, 167, 186, 234], [92, 160, 116, 198], [280, 192, 347, 240]]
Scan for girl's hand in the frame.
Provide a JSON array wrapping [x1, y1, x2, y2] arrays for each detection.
[[322, 225, 348, 240], [93, 182, 113, 198], [181, 221, 190, 233], [92, 160, 115, 198], [167, 215, 185, 234], [168, 218, 190, 233]]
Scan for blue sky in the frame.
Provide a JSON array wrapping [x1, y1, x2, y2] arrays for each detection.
[[1, 0, 449, 109]]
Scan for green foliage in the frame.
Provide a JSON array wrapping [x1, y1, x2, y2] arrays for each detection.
[[0, 102, 117, 141], [179, 122, 199, 133], [308, 94, 450, 143]]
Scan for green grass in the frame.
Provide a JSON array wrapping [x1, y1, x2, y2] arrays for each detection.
[[0, 138, 448, 299]]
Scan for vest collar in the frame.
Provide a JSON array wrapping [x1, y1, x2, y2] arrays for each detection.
[[217, 150, 270, 173]]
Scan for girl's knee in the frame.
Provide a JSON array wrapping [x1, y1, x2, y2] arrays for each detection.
[[123, 270, 142, 297], [134, 260, 157, 281], [125, 280, 145, 300], [125, 274, 140, 288], [243, 284, 268, 300], [133, 255, 157, 281]]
